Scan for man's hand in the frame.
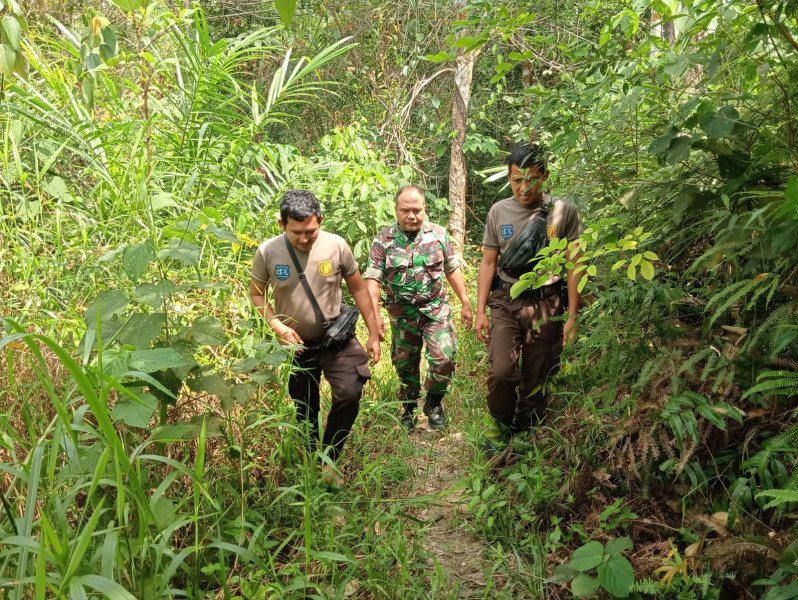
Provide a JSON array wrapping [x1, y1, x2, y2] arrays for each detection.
[[366, 333, 381, 366], [377, 317, 387, 342], [563, 316, 578, 345], [460, 305, 474, 331], [273, 323, 303, 348], [475, 311, 490, 344]]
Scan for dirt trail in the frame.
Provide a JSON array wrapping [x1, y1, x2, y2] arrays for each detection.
[[406, 418, 504, 598]]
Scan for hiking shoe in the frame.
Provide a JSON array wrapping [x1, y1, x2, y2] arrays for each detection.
[[423, 403, 447, 430], [321, 464, 345, 491], [401, 409, 418, 430], [483, 414, 510, 456]]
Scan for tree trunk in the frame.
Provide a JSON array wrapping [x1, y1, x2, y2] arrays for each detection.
[[447, 49, 478, 253]]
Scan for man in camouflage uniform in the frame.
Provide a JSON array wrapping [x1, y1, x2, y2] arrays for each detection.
[[364, 185, 472, 430]]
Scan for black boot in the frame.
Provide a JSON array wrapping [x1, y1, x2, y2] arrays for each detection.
[[400, 402, 418, 430], [423, 393, 447, 430]]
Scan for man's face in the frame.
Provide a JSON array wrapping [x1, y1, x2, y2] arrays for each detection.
[[395, 190, 426, 233], [509, 163, 548, 206], [280, 214, 322, 251]]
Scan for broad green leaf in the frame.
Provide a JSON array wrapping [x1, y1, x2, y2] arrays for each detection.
[[453, 36, 474, 48], [135, 280, 176, 308], [122, 239, 156, 282], [627, 263, 636, 280], [663, 55, 688, 77], [189, 316, 226, 345], [770, 220, 798, 255], [545, 563, 577, 583], [786, 176, 798, 202], [695, 404, 726, 429], [157, 239, 200, 267], [109, 0, 145, 10], [129, 348, 191, 372], [148, 190, 177, 211], [84, 290, 128, 324], [81, 75, 95, 109], [311, 550, 351, 563], [112, 392, 157, 428], [572, 573, 600, 597], [188, 375, 233, 410], [597, 555, 634, 598], [153, 422, 198, 441], [700, 105, 738, 138], [640, 260, 655, 280], [604, 536, 633, 556], [274, 0, 298, 26], [666, 136, 691, 165], [611, 259, 626, 271], [648, 126, 677, 155], [44, 176, 68, 199], [425, 51, 453, 62], [1, 15, 21, 50], [0, 43, 16, 77], [232, 382, 257, 404], [643, 251, 658, 260], [231, 357, 260, 374], [118, 312, 166, 349], [570, 541, 604, 571], [205, 225, 239, 243]]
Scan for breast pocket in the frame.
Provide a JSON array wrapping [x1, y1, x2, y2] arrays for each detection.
[[386, 253, 411, 285], [423, 248, 445, 279]]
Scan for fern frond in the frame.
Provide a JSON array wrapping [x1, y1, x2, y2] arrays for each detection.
[[707, 276, 773, 330], [687, 240, 751, 275], [742, 423, 798, 472], [680, 347, 715, 377], [756, 489, 798, 510], [742, 371, 798, 399], [631, 578, 661, 594], [749, 301, 798, 350]]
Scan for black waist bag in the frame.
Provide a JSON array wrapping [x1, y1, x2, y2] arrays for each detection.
[[322, 305, 359, 349], [284, 235, 359, 350], [497, 204, 550, 279]]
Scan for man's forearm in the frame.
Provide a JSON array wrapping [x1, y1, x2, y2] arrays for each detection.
[[445, 267, 471, 308], [476, 259, 496, 315], [364, 278, 382, 320], [566, 267, 582, 316], [352, 286, 381, 334]]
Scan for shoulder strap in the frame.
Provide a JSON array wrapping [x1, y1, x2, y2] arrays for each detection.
[[283, 234, 328, 326]]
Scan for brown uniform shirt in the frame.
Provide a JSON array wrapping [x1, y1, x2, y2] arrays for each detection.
[[251, 231, 358, 342], [483, 194, 584, 284]]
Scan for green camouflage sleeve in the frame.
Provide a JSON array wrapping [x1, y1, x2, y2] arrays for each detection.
[[443, 231, 461, 273], [363, 236, 386, 281]]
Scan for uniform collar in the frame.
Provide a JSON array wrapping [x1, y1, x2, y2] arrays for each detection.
[[388, 221, 432, 241], [510, 193, 551, 210]]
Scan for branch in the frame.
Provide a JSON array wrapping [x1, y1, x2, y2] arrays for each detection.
[[396, 67, 455, 130]]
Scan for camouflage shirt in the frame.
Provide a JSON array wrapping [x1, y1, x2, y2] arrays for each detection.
[[364, 222, 461, 321]]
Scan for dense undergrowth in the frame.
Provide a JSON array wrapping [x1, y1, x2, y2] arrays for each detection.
[[2, 0, 798, 598]]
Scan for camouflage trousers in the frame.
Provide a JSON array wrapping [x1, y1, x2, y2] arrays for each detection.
[[390, 309, 457, 402]]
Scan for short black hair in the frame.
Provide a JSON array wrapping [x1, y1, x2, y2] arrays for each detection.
[[280, 189, 322, 223], [395, 185, 426, 204], [507, 142, 547, 174]]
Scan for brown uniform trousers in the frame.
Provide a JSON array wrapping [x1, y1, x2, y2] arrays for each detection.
[[486, 285, 564, 432], [288, 337, 371, 460]]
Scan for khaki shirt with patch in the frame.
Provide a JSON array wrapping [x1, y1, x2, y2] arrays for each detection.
[[251, 231, 358, 342], [483, 194, 584, 284]]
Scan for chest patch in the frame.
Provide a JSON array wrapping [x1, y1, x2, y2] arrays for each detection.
[[275, 264, 290, 281], [500, 224, 514, 240], [318, 260, 334, 277], [547, 224, 557, 240]]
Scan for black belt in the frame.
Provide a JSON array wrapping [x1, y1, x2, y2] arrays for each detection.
[[494, 277, 563, 301]]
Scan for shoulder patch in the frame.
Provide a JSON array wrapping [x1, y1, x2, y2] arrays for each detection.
[[500, 224, 514, 240], [318, 259, 334, 276], [275, 264, 290, 280], [547, 224, 557, 240]]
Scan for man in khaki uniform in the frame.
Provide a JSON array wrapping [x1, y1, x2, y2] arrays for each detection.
[[474, 143, 584, 455], [250, 190, 381, 487]]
